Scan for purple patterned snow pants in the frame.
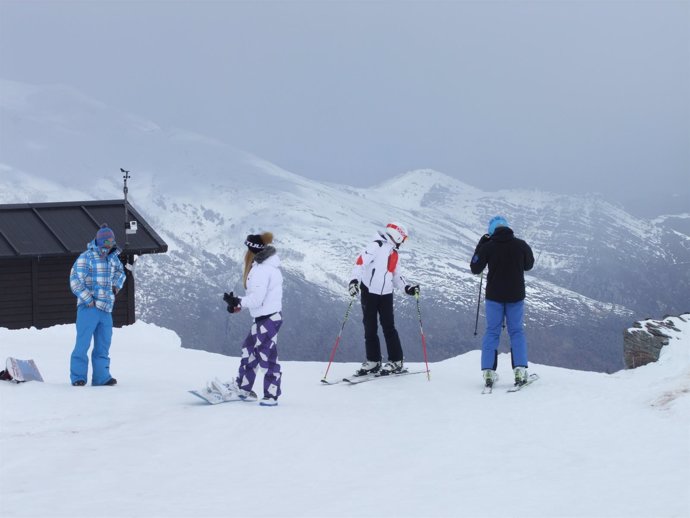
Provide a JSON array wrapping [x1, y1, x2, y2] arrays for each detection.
[[237, 312, 283, 399]]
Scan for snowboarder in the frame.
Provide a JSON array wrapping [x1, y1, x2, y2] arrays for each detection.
[[348, 222, 420, 377], [69, 224, 126, 386], [214, 232, 284, 406], [470, 216, 534, 389]]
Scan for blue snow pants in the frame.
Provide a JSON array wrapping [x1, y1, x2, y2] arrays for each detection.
[[70, 305, 114, 385], [481, 299, 528, 370]]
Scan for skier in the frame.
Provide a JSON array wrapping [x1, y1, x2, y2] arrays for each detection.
[[348, 222, 420, 377], [69, 224, 126, 386], [213, 232, 284, 406], [470, 216, 534, 389]]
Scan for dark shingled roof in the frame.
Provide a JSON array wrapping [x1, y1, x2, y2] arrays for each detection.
[[0, 200, 168, 258]]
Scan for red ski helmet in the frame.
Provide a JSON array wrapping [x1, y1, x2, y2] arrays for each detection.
[[385, 222, 408, 245]]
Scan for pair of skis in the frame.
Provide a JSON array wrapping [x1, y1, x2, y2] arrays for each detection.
[[321, 369, 427, 386], [321, 293, 432, 384], [482, 373, 539, 394]]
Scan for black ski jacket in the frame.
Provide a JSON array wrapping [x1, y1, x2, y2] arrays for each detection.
[[470, 227, 534, 303]]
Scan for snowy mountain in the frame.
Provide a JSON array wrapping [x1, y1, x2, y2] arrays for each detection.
[[1, 79, 688, 372], [1, 317, 688, 517]]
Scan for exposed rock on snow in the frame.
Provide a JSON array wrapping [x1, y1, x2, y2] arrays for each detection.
[[624, 314, 689, 368]]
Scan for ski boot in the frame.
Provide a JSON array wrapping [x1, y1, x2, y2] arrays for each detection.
[[353, 360, 381, 377], [514, 366, 528, 387], [483, 369, 497, 389], [379, 360, 404, 376]]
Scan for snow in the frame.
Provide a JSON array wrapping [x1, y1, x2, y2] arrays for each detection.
[[1, 317, 689, 518], [1, 80, 688, 327]]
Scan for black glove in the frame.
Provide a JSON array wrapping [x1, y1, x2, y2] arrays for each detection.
[[223, 291, 242, 313], [348, 279, 360, 297], [405, 284, 420, 296]]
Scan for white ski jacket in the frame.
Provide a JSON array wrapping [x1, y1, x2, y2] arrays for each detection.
[[350, 232, 407, 295], [240, 251, 283, 318]]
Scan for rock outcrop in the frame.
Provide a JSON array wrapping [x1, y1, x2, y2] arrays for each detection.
[[624, 314, 689, 368]]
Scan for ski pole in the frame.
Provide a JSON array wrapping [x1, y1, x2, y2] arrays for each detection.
[[321, 297, 356, 383], [473, 272, 484, 336], [415, 292, 431, 381]]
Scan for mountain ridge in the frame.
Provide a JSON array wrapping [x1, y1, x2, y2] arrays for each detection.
[[1, 79, 688, 372]]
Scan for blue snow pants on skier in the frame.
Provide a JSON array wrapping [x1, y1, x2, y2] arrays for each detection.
[[481, 299, 528, 370], [70, 305, 114, 385]]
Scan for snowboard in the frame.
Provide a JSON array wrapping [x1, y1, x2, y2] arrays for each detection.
[[188, 388, 257, 405], [2, 358, 44, 383]]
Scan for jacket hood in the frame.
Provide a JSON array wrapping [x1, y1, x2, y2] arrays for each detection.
[[491, 226, 514, 242], [255, 246, 280, 266]]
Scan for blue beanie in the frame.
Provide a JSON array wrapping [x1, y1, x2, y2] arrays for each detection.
[[488, 216, 508, 236], [95, 224, 116, 247]]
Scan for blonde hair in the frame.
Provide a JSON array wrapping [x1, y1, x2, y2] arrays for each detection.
[[242, 232, 274, 289]]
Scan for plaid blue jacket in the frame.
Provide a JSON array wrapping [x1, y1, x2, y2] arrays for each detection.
[[70, 241, 126, 313]]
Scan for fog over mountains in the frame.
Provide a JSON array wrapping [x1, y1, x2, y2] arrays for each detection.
[[1, 79, 688, 372]]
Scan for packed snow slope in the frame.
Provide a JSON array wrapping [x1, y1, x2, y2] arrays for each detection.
[[1, 317, 689, 518]]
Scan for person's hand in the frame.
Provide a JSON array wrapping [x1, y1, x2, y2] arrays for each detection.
[[226, 304, 241, 314], [405, 284, 420, 296], [348, 280, 360, 297], [223, 292, 242, 313]]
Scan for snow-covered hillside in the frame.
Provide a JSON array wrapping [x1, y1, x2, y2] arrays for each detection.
[[1, 79, 689, 372], [1, 317, 688, 518]]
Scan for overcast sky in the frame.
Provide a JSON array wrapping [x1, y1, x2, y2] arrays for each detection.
[[0, 0, 688, 216]]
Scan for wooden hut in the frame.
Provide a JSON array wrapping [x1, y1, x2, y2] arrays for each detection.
[[0, 200, 167, 329]]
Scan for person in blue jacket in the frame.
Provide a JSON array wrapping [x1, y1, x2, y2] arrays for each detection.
[[470, 216, 534, 389], [69, 224, 126, 386]]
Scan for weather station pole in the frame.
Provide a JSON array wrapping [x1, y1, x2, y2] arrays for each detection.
[[121, 168, 131, 247]]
